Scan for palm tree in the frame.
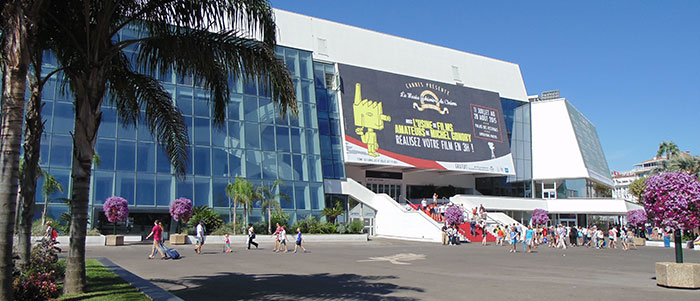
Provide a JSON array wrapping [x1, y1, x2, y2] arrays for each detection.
[[257, 180, 285, 234], [0, 1, 48, 297], [656, 141, 680, 159], [232, 177, 254, 229], [40, 171, 64, 227], [225, 182, 237, 234], [323, 201, 345, 224], [42, 1, 296, 294], [668, 156, 700, 178]]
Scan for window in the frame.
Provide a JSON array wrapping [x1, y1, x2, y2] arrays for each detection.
[[49, 135, 72, 168], [135, 174, 155, 206], [116, 141, 136, 171]]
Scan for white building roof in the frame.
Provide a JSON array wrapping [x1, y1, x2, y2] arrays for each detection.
[[272, 8, 529, 102]]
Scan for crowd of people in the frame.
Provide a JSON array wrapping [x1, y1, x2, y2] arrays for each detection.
[[139, 220, 309, 259]]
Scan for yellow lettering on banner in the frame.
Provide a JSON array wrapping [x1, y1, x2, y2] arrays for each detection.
[[451, 132, 471, 142], [412, 119, 433, 129], [430, 129, 450, 140], [395, 124, 426, 137]]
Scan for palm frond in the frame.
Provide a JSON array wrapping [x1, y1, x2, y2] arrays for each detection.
[[138, 27, 296, 123], [107, 51, 189, 175]]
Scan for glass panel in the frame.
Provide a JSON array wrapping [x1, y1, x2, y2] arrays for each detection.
[[275, 126, 290, 152], [212, 124, 226, 147], [246, 150, 262, 179], [136, 174, 155, 206], [310, 183, 323, 210], [309, 155, 322, 182], [290, 128, 302, 154], [194, 117, 211, 145], [292, 154, 305, 181], [244, 122, 260, 149], [41, 101, 54, 133], [308, 129, 320, 155], [156, 146, 172, 174], [95, 139, 116, 171], [177, 86, 193, 115], [136, 142, 156, 172], [115, 172, 135, 205], [262, 152, 277, 180], [229, 149, 245, 177], [277, 153, 293, 180], [194, 89, 209, 117], [92, 171, 113, 205], [285, 49, 299, 77], [303, 103, 318, 129], [301, 79, 314, 103], [52, 102, 74, 134], [318, 116, 330, 135], [117, 118, 137, 140], [194, 177, 210, 207], [212, 178, 229, 208], [259, 97, 274, 124], [137, 114, 153, 142], [260, 124, 275, 151], [299, 52, 312, 79], [316, 89, 328, 112], [183, 116, 193, 144], [98, 107, 116, 137], [155, 175, 172, 206], [279, 184, 294, 209], [243, 78, 257, 95], [228, 94, 243, 120], [322, 159, 334, 179], [227, 121, 243, 148], [327, 92, 339, 117], [116, 140, 136, 171], [212, 148, 229, 177], [243, 96, 258, 121], [294, 183, 308, 210], [176, 178, 193, 201], [49, 135, 72, 168], [193, 147, 211, 176]]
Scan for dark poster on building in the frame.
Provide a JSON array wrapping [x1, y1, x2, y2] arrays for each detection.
[[338, 64, 514, 174]]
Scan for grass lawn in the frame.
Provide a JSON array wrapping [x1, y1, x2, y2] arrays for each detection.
[[61, 259, 149, 301]]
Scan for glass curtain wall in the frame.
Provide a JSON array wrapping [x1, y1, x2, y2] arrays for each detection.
[[35, 24, 326, 226], [314, 62, 345, 179]]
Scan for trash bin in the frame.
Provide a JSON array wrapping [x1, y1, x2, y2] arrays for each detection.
[[663, 235, 671, 247]]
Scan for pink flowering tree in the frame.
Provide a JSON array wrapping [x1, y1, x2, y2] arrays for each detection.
[[643, 172, 700, 263], [103, 196, 129, 234], [444, 205, 464, 226], [531, 209, 550, 226], [170, 197, 193, 233], [626, 209, 647, 226]]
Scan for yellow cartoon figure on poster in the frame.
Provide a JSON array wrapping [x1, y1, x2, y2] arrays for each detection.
[[353, 83, 391, 157]]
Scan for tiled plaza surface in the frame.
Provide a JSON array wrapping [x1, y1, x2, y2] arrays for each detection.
[[83, 238, 700, 300]]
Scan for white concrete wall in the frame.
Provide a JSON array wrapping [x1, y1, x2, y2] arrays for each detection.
[[325, 178, 443, 242], [273, 9, 529, 102], [531, 99, 589, 181], [345, 165, 476, 199]]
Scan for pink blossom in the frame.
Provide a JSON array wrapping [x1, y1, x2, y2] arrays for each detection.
[[170, 197, 193, 222], [103, 196, 129, 223], [643, 172, 700, 230]]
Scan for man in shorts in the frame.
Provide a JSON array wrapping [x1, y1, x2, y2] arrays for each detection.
[[194, 221, 205, 254]]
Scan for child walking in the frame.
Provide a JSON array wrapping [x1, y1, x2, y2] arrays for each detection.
[[294, 228, 308, 253], [276, 226, 289, 253], [224, 233, 232, 253]]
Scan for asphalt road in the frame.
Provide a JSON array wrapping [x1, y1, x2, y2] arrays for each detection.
[[85, 238, 700, 300]]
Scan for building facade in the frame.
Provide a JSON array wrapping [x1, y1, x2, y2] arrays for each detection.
[[26, 8, 624, 237]]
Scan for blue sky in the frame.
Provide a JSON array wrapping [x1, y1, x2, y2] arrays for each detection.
[[270, 1, 700, 172]]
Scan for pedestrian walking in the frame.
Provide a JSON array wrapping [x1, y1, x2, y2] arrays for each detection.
[[224, 233, 232, 253], [294, 228, 308, 253], [248, 224, 259, 249], [194, 221, 205, 254], [146, 220, 167, 259]]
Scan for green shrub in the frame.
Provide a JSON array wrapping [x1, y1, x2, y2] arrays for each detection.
[[320, 222, 336, 234], [212, 222, 236, 235], [348, 220, 364, 234], [186, 206, 223, 234], [336, 223, 348, 234], [13, 240, 64, 300], [86, 228, 102, 236], [270, 210, 290, 230]]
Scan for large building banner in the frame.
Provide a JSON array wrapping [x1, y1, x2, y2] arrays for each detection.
[[339, 64, 515, 175]]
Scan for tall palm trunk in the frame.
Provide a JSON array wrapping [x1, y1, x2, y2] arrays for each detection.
[[64, 72, 105, 295], [232, 201, 237, 235], [0, 2, 30, 298], [17, 55, 44, 270], [268, 204, 272, 235]]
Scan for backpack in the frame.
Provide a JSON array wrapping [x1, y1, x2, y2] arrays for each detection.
[[51, 229, 58, 240]]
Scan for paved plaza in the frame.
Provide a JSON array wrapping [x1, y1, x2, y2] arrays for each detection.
[[83, 238, 699, 300]]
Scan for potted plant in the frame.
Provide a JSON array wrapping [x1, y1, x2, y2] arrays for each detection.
[[531, 208, 550, 226], [103, 196, 128, 246], [644, 172, 700, 288], [169, 197, 193, 245], [626, 209, 647, 246]]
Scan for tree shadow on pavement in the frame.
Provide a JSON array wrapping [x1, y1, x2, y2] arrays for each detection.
[[151, 272, 424, 300]]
